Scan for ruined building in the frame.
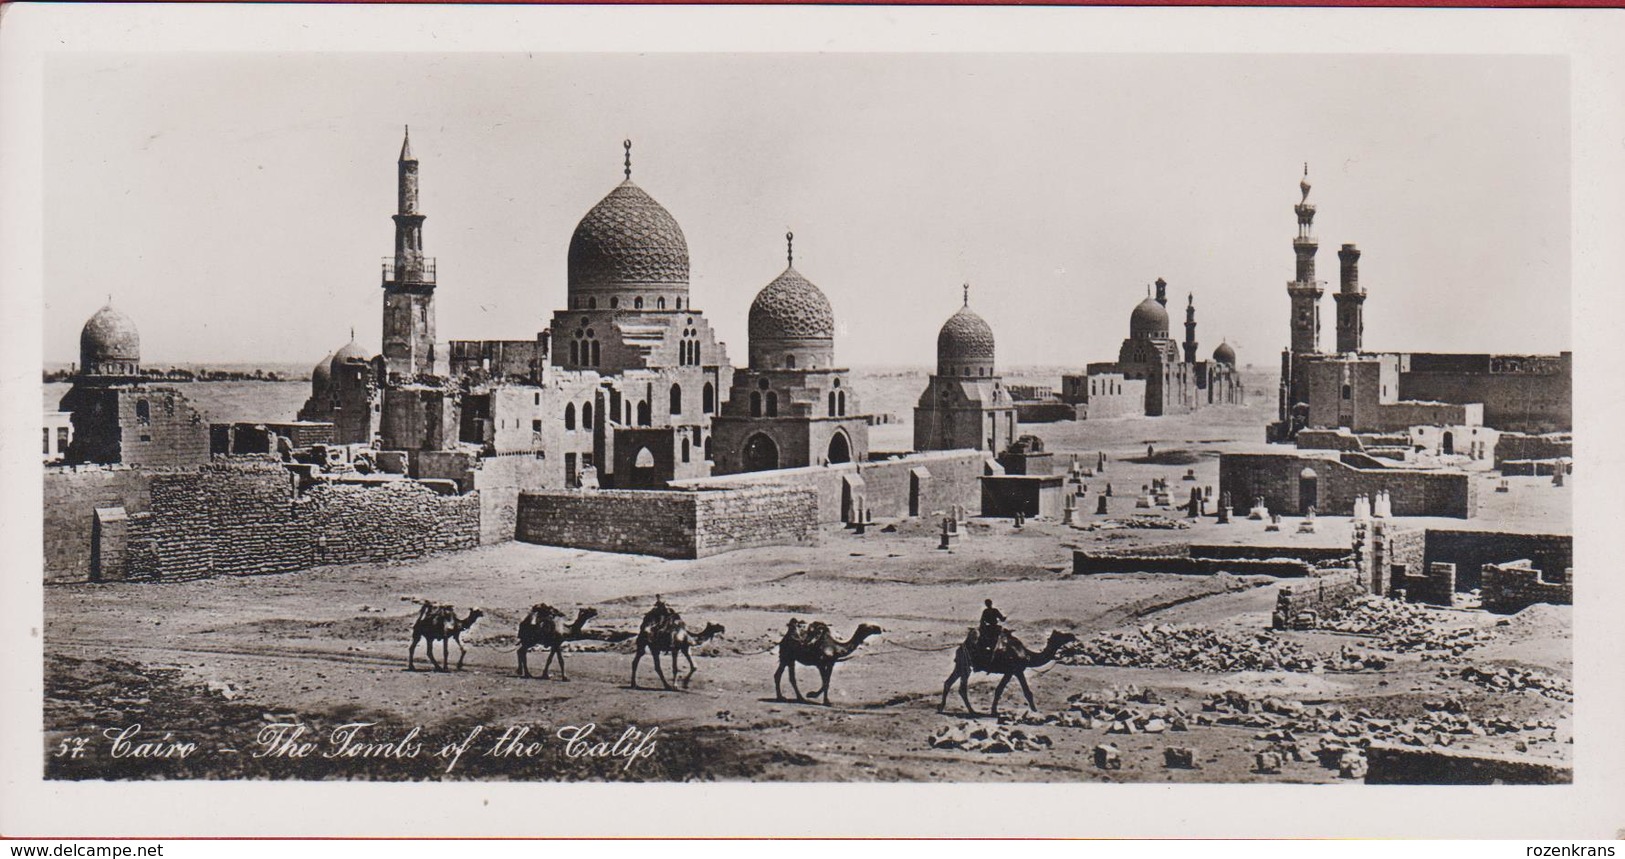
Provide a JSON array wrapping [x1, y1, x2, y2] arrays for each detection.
[[1060, 278, 1245, 418], [1269, 166, 1572, 442], [913, 285, 1017, 452], [711, 233, 869, 474]]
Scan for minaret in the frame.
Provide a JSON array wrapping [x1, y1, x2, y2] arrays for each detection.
[[1154, 277, 1168, 308], [1287, 163, 1322, 355], [1334, 243, 1365, 354], [381, 126, 437, 378], [1183, 293, 1199, 364]]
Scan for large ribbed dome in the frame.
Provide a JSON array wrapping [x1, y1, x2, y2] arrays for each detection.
[[1213, 341, 1237, 365], [329, 340, 371, 375], [750, 268, 834, 342], [938, 305, 996, 365], [1130, 296, 1170, 338], [567, 180, 690, 295]]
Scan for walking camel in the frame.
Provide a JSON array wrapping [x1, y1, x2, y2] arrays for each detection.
[[630, 610, 725, 691], [407, 603, 484, 672], [939, 627, 1077, 716], [516, 604, 599, 680], [773, 620, 884, 705]]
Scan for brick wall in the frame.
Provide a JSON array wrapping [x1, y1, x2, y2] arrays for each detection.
[[1392, 562, 1457, 605], [1482, 560, 1572, 614], [44, 467, 152, 582], [1398, 353, 1572, 433], [515, 486, 816, 559], [1494, 432, 1572, 467], [1422, 530, 1571, 591], [1271, 567, 1366, 628]]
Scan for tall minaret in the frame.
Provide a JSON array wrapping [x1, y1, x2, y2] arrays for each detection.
[[381, 126, 436, 378], [1334, 243, 1365, 354], [1183, 293, 1199, 364], [1287, 163, 1322, 355]]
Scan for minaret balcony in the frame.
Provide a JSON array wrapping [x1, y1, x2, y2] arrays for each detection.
[[381, 257, 436, 286]]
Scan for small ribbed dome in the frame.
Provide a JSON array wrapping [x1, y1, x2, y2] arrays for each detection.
[[938, 305, 996, 365], [750, 268, 834, 342], [1130, 296, 1170, 338], [567, 180, 689, 294], [1213, 341, 1237, 365], [329, 340, 370, 375], [80, 305, 140, 366]]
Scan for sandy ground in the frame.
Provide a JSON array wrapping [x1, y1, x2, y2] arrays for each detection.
[[42, 385, 1573, 782]]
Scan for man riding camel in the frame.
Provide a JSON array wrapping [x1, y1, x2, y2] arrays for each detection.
[[977, 599, 1006, 654], [643, 595, 676, 631]]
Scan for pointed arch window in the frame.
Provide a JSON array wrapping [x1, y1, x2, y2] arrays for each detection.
[[837, 391, 847, 417], [750, 391, 762, 417], [703, 382, 715, 413], [564, 403, 576, 430], [637, 401, 651, 426], [670, 383, 682, 415], [766, 392, 779, 418], [582, 402, 593, 429], [829, 391, 837, 416]]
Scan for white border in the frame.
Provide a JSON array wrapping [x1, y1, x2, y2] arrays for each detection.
[[2, 3, 1622, 839]]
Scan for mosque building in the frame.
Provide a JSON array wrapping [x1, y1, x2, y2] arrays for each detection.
[[1059, 278, 1244, 418], [913, 285, 1017, 453]]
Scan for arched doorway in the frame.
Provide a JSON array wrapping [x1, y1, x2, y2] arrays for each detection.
[[827, 431, 852, 465], [1441, 431, 1455, 455], [742, 433, 779, 472], [1298, 467, 1318, 515]]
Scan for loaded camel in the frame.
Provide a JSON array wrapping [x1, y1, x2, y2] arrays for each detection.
[[407, 601, 484, 672], [773, 619, 884, 705], [629, 599, 724, 690], [516, 604, 599, 680], [939, 627, 1077, 716]]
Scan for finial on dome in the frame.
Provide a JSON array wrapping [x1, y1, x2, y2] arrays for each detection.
[[786, 231, 794, 268], [623, 139, 632, 180], [963, 282, 970, 307], [105, 294, 113, 307], [350, 326, 355, 341]]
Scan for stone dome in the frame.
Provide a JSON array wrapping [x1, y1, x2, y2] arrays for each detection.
[[567, 180, 690, 297], [1130, 296, 1170, 339], [329, 340, 371, 376], [750, 268, 834, 343], [937, 304, 996, 377], [1213, 341, 1237, 365], [79, 304, 140, 375], [311, 351, 336, 393]]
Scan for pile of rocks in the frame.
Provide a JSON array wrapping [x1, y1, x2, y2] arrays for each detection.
[[1061, 686, 1193, 734], [1454, 665, 1573, 702], [1089, 516, 1191, 531], [1313, 596, 1495, 657], [1065, 624, 1324, 673], [927, 721, 1054, 753]]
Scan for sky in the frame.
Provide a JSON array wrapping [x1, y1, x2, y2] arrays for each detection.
[[43, 52, 1570, 370]]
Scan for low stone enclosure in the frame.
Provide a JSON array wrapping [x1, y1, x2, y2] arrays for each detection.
[[1072, 522, 1573, 622], [516, 486, 818, 560], [1219, 451, 1476, 518], [50, 460, 481, 583]]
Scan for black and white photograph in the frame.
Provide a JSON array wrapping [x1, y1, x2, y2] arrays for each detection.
[[3, 2, 1623, 841]]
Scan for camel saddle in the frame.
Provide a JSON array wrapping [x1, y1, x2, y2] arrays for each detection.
[[966, 626, 1022, 662]]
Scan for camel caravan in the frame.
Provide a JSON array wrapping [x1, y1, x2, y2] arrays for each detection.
[[403, 595, 1075, 716]]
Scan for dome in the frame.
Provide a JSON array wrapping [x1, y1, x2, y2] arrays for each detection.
[[329, 340, 370, 375], [937, 305, 996, 367], [311, 351, 335, 392], [1213, 341, 1237, 365], [567, 180, 689, 296], [79, 304, 140, 374], [749, 268, 834, 343], [1130, 296, 1169, 338]]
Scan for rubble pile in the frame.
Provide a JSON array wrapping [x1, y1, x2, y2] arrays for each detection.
[[1089, 516, 1191, 531], [927, 722, 1054, 753], [1064, 624, 1324, 673], [1313, 596, 1495, 657], [1201, 690, 1559, 768], [1059, 686, 1193, 734], [1454, 665, 1573, 702]]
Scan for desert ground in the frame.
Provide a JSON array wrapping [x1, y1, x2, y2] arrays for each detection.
[[42, 370, 1572, 781]]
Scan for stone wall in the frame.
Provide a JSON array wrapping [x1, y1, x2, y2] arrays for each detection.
[[1398, 352, 1572, 434], [46, 462, 480, 583], [1494, 432, 1572, 467], [1364, 743, 1571, 784], [1271, 567, 1366, 629], [1392, 562, 1457, 606], [670, 450, 988, 525], [1076, 551, 1322, 578], [515, 486, 817, 559], [470, 453, 550, 545], [1012, 401, 1077, 423], [1219, 453, 1476, 518], [1481, 560, 1572, 614], [1422, 530, 1571, 591]]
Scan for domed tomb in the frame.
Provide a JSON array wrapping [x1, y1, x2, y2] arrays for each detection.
[[936, 294, 996, 378], [748, 234, 835, 370], [1129, 295, 1170, 340], [79, 304, 141, 377], [566, 148, 690, 311], [1213, 340, 1237, 366]]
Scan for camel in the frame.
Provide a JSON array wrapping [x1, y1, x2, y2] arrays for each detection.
[[939, 627, 1077, 716], [629, 610, 725, 691], [516, 604, 599, 680], [407, 603, 484, 672], [773, 619, 884, 705]]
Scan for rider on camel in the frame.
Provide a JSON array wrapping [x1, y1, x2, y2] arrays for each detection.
[[643, 595, 676, 631], [977, 599, 1006, 654]]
